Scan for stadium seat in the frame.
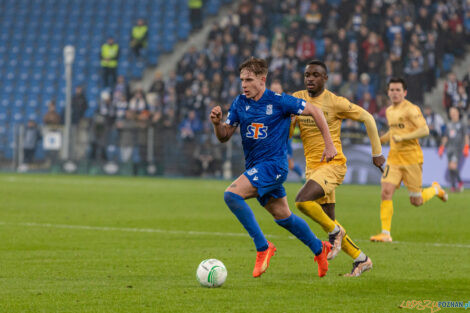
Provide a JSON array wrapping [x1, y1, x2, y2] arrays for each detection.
[[0, 0, 227, 152]]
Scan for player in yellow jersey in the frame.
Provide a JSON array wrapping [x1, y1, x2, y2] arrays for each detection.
[[370, 78, 448, 243], [292, 60, 385, 277]]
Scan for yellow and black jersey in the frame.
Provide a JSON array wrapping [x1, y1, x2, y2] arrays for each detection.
[[386, 100, 426, 165]]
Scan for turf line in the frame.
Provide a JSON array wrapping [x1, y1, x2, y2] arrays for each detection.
[[1, 221, 470, 249]]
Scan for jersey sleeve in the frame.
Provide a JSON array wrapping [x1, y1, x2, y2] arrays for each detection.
[[280, 93, 306, 116], [224, 96, 240, 127], [334, 96, 362, 120], [408, 105, 427, 128]]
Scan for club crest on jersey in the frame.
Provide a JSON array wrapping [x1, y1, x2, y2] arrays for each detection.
[[247, 168, 258, 176], [266, 104, 273, 115], [297, 100, 306, 114], [246, 123, 268, 139]]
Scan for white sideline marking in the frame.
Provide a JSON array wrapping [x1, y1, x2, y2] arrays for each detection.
[[1, 221, 470, 249], [0, 222, 253, 238]]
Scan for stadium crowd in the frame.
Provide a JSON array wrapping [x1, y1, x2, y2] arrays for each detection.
[[30, 0, 470, 177]]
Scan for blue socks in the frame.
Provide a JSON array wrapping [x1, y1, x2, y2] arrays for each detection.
[[224, 192, 322, 255], [224, 192, 268, 251], [276, 213, 323, 255]]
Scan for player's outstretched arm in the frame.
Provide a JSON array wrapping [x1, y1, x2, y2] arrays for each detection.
[[438, 136, 448, 157], [351, 107, 385, 170], [463, 134, 469, 157], [392, 125, 429, 142], [210, 106, 237, 143], [302, 102, 337, 162]]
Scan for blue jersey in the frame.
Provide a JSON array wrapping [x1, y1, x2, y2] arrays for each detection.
[[225, 89, 306, 170]]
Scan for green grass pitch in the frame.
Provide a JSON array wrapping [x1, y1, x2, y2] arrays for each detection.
[[0, 174, 469, 312]]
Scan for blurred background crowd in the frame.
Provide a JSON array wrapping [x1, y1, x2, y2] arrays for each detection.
[[1, 0, 469, 177]]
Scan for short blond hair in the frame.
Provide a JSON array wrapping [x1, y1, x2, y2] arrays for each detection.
[[239, 57, 268, 77]]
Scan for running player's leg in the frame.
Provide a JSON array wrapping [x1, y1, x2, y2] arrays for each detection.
[[295, 165, 346, 259], [322, 204, 372, 275], [448, 152, 463, 192], [224, 174, 268, 252], [265, 196, 330, 277], [448, 153, 459, 190], [295, 180, 336, 230], [405, 164, 447, 205], [371, 164, 400, 242], [295, 166, 342, 233], [370, 182, 396, 242]]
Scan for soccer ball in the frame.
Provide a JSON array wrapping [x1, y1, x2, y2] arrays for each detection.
[[196, 259, 227, 288]]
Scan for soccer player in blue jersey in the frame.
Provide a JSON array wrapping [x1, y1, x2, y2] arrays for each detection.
[[210, 58, 337, 278]]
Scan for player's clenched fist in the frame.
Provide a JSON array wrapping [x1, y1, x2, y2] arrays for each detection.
[[210, 106, 223, 125]]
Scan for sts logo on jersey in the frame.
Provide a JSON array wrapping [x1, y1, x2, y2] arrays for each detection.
[[246, 123, 268, 139]]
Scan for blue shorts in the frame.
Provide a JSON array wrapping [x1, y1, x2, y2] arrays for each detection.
[[243, 161, 288, 206]]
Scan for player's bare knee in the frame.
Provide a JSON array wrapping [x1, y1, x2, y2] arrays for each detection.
[[381, 189, 393, 200], [410, 197, 423, 207], [295, 192, 307, 203], [266, 204, 291, 219]]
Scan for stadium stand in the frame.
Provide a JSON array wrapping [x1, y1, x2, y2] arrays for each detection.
[[0, 0, 232, 162], [0, 0, 468, 177]]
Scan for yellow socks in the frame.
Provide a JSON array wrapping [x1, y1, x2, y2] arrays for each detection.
[[380, 200, 393, 233], [296, 201, 363, 260], [421, 186, 436, 203], [334, 220, 361, 259], [295, 201, 336, 233]]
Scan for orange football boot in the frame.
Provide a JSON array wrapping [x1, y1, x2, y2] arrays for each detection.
[[314, 241, 332, 277], [252, 241, 276, 278]]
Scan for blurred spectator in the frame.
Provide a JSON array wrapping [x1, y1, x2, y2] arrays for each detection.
[[43, 100, 61, 125], [100, 37, 119, 89], [421, 105, 445, 147], [452, 85, 469, 112], [114, 75, 130, 100], [347, 41, 359, 76], [193, 135, 222, 177], [188, 0, 203, 31], [130, 18, 148, 59], [348, 4, 364, 33], [113, 91, 128, 120], [149, 71, 165, 97], [328, 73, 343, 94], [444, 72, 460, 110], [128, 89, 149, 114], [386, 15, 404, 45], [179, 110, 202, 175], [116, 111, 136, 163], [304, 3, 322, 27], [71, 86, 88, 125], [440, 106, 469, 192], [356, 73, 375, 102], [23, 120, 41, 164], [339, 72, 359, 101], [324, 8, 339, 36], [358, 92, 377, 115], [136, 108, 151, 172], [179, 110, 201, 142], [296, 34, 316, 63], [89, 91, 114, 162]]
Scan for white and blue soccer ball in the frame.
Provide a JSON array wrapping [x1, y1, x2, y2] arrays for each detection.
[[196, 259, 227, 288]]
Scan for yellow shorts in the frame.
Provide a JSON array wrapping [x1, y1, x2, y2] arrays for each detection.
[[305, 164, 347, 204], [381, 163, 423, 194]]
